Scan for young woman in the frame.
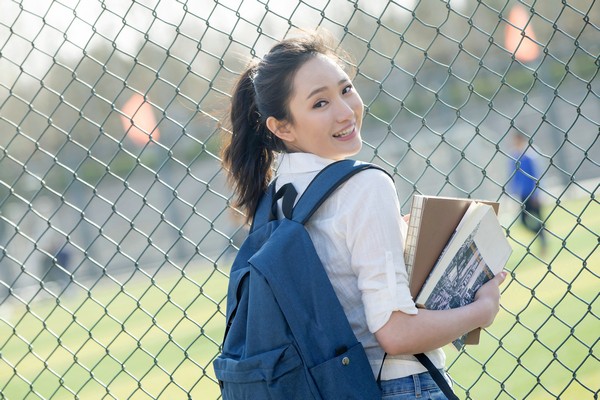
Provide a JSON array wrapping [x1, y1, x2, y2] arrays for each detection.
[[221, 31, 507, 399]]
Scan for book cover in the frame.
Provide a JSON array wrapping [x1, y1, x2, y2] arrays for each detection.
[[414, 202, 513, 350], [404, 195, 500, 300]]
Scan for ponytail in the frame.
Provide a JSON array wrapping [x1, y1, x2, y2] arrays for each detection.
[[222, 66, 284, 221]]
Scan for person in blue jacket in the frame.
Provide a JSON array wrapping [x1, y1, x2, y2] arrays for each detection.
[[508, 131, 547, 251]]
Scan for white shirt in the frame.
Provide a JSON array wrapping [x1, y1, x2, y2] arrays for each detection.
[[274, 152, 445, 380]]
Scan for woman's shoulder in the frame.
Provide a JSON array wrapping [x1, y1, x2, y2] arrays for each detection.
[[333, 163, 398, 205], [325, 162, 402, 231], [344, 163, 395, 189]]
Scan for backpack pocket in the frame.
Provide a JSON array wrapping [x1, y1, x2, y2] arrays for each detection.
[[214, 344, 315, 399], [309, 342, 381, 399]]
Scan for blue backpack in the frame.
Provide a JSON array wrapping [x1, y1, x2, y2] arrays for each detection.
[[213, 160, 385, 399]]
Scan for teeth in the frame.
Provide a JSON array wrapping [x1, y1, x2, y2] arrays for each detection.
[[334, 127, 353, 137]]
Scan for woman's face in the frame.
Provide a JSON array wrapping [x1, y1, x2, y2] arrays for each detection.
[[269, 54, 363, 161]]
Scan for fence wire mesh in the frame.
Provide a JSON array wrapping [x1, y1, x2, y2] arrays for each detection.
[[0, 0, 598, 399]]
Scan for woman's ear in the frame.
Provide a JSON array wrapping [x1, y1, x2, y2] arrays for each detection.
[[266, 116, 295, 143]]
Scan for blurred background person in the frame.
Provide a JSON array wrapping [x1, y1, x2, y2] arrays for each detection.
[[508, 131, 547, 253], [43, 239, 73, 291]]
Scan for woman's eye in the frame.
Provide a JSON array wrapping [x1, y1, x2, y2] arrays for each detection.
[[314, 100, 327, 108], [342, 85, 353, 94]]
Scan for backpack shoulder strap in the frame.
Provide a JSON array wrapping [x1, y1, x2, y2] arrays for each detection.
[[251, 180, 298, 233], [292, 159, 392, 224]]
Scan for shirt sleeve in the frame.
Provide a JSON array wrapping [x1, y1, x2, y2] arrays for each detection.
[[337, 169, 418, 333]]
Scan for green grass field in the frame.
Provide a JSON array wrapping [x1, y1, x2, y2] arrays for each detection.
[[0, 197, 597, 399], [446, 197, 599, 399]]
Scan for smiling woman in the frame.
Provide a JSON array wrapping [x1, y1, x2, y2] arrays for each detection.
[[217, 30, 507, 400]]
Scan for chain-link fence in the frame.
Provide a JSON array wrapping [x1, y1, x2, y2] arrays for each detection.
[[1, 0, 598, 398]]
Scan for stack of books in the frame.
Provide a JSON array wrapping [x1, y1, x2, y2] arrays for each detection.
[[404, 195, 512, 349]]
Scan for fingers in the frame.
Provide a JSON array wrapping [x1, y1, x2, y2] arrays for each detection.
[[495, 270, 508, 285]]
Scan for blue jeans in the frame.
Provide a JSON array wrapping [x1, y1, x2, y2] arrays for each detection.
[[380, 371, 451, 399]]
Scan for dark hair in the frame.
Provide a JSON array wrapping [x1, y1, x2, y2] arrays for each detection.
[[222, 32, 343, 220]]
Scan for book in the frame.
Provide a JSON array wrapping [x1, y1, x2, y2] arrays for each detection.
[[413, 201, 512, 350], [404, 195, 500, 300]]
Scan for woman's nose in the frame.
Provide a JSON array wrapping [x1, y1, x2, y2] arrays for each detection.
[[336, 99, 355, 121]]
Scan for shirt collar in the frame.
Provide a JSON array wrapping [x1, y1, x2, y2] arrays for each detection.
[[276, 152, 337, 175]]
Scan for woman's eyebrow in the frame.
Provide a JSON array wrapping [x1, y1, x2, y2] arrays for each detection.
[[306, 78, 349, 100]]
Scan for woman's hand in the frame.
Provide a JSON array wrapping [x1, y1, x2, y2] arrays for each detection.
[[375, 270, 508, 355], [474, 271, 508, 328]]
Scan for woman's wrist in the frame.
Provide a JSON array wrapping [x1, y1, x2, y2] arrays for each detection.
[[469, 295, 497, 329]]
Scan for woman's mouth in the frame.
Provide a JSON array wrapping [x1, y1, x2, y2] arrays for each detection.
[[333, 126, 355, 139]]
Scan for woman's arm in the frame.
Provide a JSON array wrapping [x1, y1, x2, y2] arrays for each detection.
[[375, 271, 507, 355], [341, 169, 508, 355]]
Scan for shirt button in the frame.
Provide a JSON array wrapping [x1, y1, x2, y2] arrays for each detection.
[[341, 357, 350, 366]]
